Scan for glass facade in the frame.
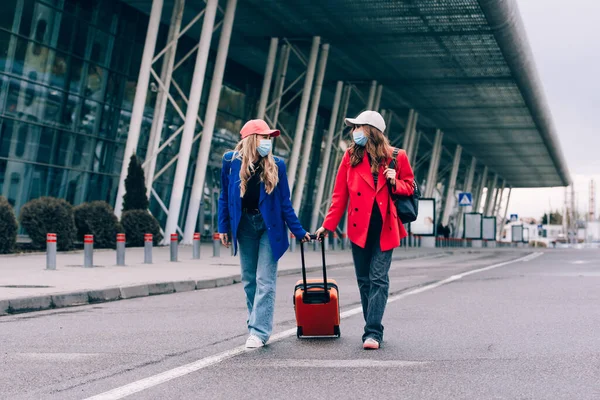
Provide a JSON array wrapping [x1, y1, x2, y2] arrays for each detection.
[[0, 0, 303, 237]]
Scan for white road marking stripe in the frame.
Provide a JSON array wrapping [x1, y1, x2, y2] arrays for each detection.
[[84, 252, 543, 400]]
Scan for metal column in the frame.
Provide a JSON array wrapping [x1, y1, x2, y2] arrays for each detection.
[[144, 0, 185, 196], [474, 166, 488, 213], [484, 174, 498, 216], [256, 37, 278, 119], [270, 44, 290, 128], [310, 81, 343, 233], [455, 156, 477, 237], [424, 129, 444, 198], [287, 37, 321, 190], [114, 0, 164, 217], [373, 84, 383, 111], [406, 112, 419, 161], [366, 80, 377, 109], [183, 0, 237, 244], [499, 187, 512, 238], [401, 110, 415, 150], [493, 180, 506, 216], [161, 0, 219, 243], [292, 44, 329, 213], [441, 145, 462, 226]]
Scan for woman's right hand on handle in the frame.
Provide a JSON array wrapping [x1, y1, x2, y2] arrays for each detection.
[[219, 233, 230, 248], [315, 227, 328, 241]]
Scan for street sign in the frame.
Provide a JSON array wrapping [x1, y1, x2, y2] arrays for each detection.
[[458, 192, 472, 207], [538, 224, 543, 230], [510, 214, 518, 222]]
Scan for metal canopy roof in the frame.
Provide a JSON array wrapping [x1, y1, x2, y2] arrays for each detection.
[[125, 0, 570, 188]]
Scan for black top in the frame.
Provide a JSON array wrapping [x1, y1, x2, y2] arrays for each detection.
[[242, 164, 262, 210], [367, 158, 383, 246]]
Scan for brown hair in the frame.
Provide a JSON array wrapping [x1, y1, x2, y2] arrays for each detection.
[[349, 125, 391, 173], [233, 136, 279, 196]]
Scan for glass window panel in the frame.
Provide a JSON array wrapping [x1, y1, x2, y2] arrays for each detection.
[[105, 72, 124, 105], [11, 36, 28, 76], [72, 20, 89, 58], [0, 118, 15, 157], [49, 51, 68, 89], [110, 39, 131, 73], [116, 108, 130, 142], [99, 104, 119, 139], [57, 13, 75, 52], [52, 130, 71, 166], [0, 0, 17, 31], [84, 63, 106, 101], [78, 98, 101, 135], [0, 31, 10, 72], [36, 127, 54, 164], [19, 0, 35, 37], [90, 30, 111, 66], [121, 77, 136, 111], [218, 85, 246, 118]]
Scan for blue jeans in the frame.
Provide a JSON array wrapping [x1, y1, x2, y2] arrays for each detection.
[[351, 235, 393, 343], [237, 213, 278, 343]]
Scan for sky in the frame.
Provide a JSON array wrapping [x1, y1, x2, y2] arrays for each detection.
[[503, 0, 600, 221]]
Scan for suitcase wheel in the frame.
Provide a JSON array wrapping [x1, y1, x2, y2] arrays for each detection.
[[297, 326, 303, 338], [334, 325, 341, 338]]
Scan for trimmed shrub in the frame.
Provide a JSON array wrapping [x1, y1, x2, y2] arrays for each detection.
[[123, 154, 149, 212], [0, 196, 18, 254], [74, 201, 121, 249], [19, 197, 76, 251], [121, 210, 162, 246]]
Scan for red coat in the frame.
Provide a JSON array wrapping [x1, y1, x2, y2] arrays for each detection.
[[323, 148, 414, 251]]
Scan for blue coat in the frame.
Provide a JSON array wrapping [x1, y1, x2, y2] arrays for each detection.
[[218, 151, 307, 261]]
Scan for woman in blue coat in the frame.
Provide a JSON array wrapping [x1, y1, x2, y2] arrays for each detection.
[[218, 119, 310, 348]]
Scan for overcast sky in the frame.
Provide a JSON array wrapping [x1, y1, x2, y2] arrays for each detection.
[[503, 0, 600, 221]]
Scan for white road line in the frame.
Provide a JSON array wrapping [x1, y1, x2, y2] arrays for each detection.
[[84, 252, 543, 400]]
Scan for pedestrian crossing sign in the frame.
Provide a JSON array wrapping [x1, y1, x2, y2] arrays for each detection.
[[458, 192, 472, 207]]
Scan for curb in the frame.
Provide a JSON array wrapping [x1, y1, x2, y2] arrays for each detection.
[[0, 250, 455, 316]]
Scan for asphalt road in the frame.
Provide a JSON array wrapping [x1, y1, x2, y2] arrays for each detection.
[[2, 249, 599, 399]]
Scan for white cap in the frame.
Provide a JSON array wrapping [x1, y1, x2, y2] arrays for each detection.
[[344, 110, 386, 133]]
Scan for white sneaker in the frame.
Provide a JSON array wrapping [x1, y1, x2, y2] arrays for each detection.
[[245, 335, 264, 348]]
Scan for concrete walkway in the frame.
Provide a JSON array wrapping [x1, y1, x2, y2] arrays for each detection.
[[0, 243, 489, 316]]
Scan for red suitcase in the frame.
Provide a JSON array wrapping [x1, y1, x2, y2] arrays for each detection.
[[293, 235, 341, 338]]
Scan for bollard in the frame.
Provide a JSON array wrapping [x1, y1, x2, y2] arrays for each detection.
[[341, 233, 347, 250], [213, 233, 221, 257], [193, 232, 201, 259], [290, 234, 296, 253], [332, 232, 338, 251], [323, 236, 330, 251], [116, 233, 126, 266], [144, 234, 153, 264], [46, 233, 57, 270], [170, 233, 178, 261], [84, 234, 93, 268]]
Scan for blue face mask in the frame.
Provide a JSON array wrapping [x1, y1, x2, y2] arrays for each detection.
[[257, 139, 272, 157], [353, 130, 368, 147]]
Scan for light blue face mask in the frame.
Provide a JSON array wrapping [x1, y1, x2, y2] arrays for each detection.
[[257, 139, 272, 157], [353, 130, 368, 147]]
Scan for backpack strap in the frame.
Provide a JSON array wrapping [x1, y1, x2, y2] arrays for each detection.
[[389, 148, 400, 170]]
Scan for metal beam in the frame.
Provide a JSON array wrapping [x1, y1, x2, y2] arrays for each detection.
[[441, 145, 462, 226], [161, 0, 218, 243], [292, 43, 330, 213], [183, 0, 237, 244], [287, 36, 321, 191], [310, 81, 343, 233], [424, 129, 443, 198], [115, 0, 163, 217], [256, 37, 278, 119], [145, 0, 185, 197]]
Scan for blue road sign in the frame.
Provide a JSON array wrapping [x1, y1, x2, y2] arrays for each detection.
[[458, 192, 473, 207], [510, 214, 519, 222]]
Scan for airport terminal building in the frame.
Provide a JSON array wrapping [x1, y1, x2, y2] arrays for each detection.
[[0, 0, 570, 243]]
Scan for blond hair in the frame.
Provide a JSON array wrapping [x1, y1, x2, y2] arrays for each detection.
[[234, 136, 279, 196]]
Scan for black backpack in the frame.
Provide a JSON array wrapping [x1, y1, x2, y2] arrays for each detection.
[[389, 148, 420, 223]]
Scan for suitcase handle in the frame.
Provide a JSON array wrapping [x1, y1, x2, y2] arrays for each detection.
[[300, 234, 329, 301]]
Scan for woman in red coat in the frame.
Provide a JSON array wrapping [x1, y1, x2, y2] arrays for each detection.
[[316, 110, 414, 350]]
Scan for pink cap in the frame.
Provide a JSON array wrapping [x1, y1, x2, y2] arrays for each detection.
[[240, 119, 280, 139]]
